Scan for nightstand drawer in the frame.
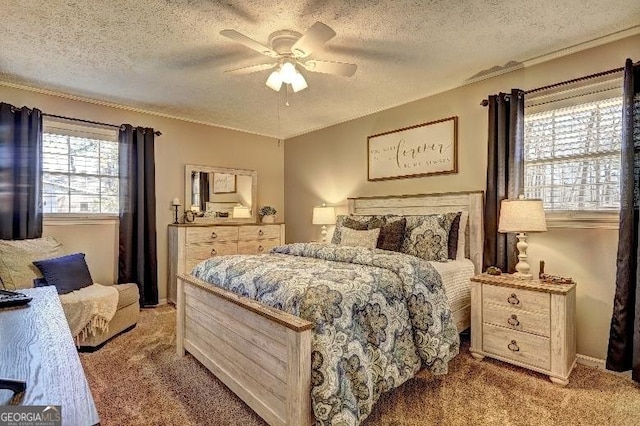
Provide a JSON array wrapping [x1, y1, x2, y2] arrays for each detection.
[[238, 239, 280, 255], [483, 323, 550, 370], [186, 226, 239, 244], [483, 305, 550, 337], [483, 284, 550, 313]]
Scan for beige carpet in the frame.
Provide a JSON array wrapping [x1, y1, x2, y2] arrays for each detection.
[[79, 306, 640, 426]]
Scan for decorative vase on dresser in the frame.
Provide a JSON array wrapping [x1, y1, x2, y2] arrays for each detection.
[[168, 222, 285, 304], [261, 215, 276, 223], [469, 273, 576, 386]]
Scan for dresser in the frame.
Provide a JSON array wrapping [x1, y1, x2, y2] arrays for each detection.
[[469, 274, 576, 386], [0, 286, 99, 425], [168, 223, 285, 303]]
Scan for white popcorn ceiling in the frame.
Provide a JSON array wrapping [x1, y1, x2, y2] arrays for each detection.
[[1, 1, 638, 138]]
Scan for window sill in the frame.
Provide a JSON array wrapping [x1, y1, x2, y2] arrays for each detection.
[[43, 214, 118, 226], [545, 211, 619, 229]]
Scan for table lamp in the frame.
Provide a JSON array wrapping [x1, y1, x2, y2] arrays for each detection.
[[498, 195, 547, 279], [312, 204, 336, 243]]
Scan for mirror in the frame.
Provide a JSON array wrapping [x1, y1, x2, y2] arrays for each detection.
[[185, 165, 257, 223]]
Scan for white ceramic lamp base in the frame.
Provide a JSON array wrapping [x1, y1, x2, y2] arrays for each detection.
[[320, 225, 328, 243], [512, 232, 533, 280]]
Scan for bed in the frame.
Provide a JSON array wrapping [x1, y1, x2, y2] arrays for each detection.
[[176, 191, 484, 426]]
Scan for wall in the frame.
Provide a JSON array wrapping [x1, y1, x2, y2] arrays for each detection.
[[0, 84, 284, 302], [284, 34, 640, 360]]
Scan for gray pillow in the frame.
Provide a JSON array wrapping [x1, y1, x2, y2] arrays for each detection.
[[339, 228, 381, 249]]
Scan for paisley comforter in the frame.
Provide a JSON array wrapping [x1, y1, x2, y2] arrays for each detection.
[[191, 243, 459, 425]]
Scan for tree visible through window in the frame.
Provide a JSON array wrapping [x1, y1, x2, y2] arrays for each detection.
[[42, 121, 119, 214], [524, 97, 623, 211]]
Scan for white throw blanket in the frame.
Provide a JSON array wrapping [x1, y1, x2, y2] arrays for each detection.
[[59, 284, 119, 342]]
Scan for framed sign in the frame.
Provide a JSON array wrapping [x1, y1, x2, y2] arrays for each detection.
[[368, 116, 458, 181], [212, 172, 237, 193]]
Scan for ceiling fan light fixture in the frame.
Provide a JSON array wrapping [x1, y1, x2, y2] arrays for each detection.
[[291, 72, 308, 93], [280, 61, 297, 84], [266, 70, 283, 91]]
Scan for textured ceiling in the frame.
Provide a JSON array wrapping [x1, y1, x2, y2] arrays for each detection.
[[1, 1, 639, 138]]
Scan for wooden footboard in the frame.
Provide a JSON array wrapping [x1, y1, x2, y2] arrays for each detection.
[[176, 273, 313, 426]]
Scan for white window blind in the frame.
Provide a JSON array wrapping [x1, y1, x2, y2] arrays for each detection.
[[524, 96, 623, 211], [42, 118, 119, 214]]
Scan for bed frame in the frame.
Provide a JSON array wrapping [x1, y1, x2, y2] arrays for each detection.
[[176, 191, 484, 426]]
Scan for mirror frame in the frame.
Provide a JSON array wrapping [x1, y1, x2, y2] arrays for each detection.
[[184, 164, 258, 223]]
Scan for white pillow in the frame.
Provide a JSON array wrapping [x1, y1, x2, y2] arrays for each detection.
[[456, 211, 469, 260], [340, 227, 381, 249]]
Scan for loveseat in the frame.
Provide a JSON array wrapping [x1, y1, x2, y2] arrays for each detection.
[[0, 237, 139, 350]]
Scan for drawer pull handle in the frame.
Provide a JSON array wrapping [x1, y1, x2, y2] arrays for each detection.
[[257, 245, 264, 252], [210, 232, 218, 239], [507, 293, 520, 305], [507, 340, 520, 352], [507, 314, 520, 327], [210, 248, 217, 256], [258, 229, 264, 236]]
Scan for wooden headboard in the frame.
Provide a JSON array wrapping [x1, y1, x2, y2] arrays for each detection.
[[347, 191, 484, 273]]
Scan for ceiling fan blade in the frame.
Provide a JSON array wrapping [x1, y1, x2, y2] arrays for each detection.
[[220, 29, 279, 58], [224, 63, 276, 75], [302, 59, 357, 77], [291, 22, 336, 58]]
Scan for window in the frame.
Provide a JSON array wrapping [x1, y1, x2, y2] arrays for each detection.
[[42, 119, 119, 214], [524, 95, 623, 212]]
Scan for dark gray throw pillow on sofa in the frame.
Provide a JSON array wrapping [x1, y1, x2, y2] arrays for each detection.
[[32, 253, 93, 295]]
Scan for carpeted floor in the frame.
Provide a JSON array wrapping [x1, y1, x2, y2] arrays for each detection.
[[79, 306, 640, 426]]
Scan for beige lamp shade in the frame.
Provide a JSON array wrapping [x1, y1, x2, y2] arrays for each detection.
[[498, 198, 547, 233], [232, 205, 252, 219], [312, 205, 336, 225]]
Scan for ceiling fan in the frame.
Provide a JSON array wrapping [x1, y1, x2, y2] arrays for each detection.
[[220, 22, 358, 93]]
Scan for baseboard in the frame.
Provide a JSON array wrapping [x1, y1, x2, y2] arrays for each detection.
[[576, 353, 606, 369], [158, 298, 168, 306], [576, 354, 634, 378]]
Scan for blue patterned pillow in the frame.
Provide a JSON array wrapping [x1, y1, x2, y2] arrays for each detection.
[[399, 213, 459, 262], [331, 215, 376, 244]]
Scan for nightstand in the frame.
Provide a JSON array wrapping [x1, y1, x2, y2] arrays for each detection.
[[469, 274, 576, 386]]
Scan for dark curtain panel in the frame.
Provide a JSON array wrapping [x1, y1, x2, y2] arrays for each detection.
[[607, 58, 640, 381], [0, 103, 43, 240], [483, 89, 525, 273], [118, 125, 158, 306], [199, 171, 210, 212]]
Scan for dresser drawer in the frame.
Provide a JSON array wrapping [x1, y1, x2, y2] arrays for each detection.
[[185, 242, 238, 272], [186, 226, 239, 244], [483, 284, 549, 313], [237, 239, 280, 255], [483, 304, 550, 337], [483, 323, 550, 370], [239, 225, 281, 241]]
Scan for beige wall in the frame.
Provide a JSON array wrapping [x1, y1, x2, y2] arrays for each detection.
[[0, 84, 284, 302], [284, 34, 640, 360]]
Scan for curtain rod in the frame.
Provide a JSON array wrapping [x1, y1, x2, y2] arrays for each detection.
[[479, 65, 626, 106], [43, 113, 162, 136]]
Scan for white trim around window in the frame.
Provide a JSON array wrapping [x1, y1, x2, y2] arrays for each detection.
[[545, 210, 619, 229], [43, 213, 118, 226]]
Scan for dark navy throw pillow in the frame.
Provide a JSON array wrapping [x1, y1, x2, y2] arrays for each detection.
[[32, 253, 93, 295]]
